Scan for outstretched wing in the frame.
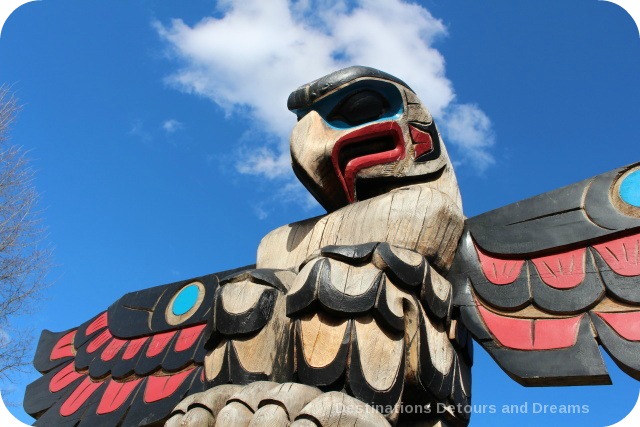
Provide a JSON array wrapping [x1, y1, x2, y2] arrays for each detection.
[[448, 163, 640, 386], [24, 265, 252, 426]]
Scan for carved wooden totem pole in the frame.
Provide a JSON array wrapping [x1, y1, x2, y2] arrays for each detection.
[[24, 66, 640, 426]]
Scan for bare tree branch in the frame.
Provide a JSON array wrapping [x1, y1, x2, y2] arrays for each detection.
[[0, 86, 50, 387]]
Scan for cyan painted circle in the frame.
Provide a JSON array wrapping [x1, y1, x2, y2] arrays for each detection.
[[172, 284, 200, 316], [620, 170, 640, 207]]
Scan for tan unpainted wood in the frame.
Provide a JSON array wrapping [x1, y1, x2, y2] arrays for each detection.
[[198, 384, 244, 413], [227, 381, 280, 411], [180, 383, 283, 427], [385, 187, 428, 250], [290, 110, 349, 208], [249, 405, 289, 426], [257, 184, 464, 273], [476, 294, 640, 319], [168, 392, 200, 417], [288, 420, 316, 427], [204, 340, 226, 381], [388, 245, 424, 268], [215, 402, 253, 427], [420, 305, 454, 376], [167, 407, 214, 427], [231, 291, 289, 378], [273, 270, 297, 291], [477, 302, 576, 319], [299, 312, 349, 368], [448, 319, 458, 341], [592, 297, 640, 313], [258, 382, 323, 421], [405, 91, 433, 124], [328, 260, 380, 296], [166, 384, 242, 427], [430, 268, 451, 303], [166, 394, 208, 427], [401, 295, 422, 387], [220, 281, 270, 314], [288, 260, 317, 296], [291, 392, 391, 427], [382, 277, 411, 319], [459, 357, 472, 398], [354, 315, 404, 391]]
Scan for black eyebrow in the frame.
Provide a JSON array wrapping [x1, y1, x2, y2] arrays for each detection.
[[287, 66, 413, 112]]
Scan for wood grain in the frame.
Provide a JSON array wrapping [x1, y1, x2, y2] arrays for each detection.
[[220, 281, 270, 315], [230, 289, 289, 379], [299, 312, 349, 369], [292, 391, 391, 426], [257, 184, 464, 273], [354, 315, 404, 391]]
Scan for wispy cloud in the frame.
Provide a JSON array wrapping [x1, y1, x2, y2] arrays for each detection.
[[162, 119, 184, 134], [156, 0, 495, 186], [441, 104, 495, 171], [252, 203, 269, 220], [129, 119, 153, 143]]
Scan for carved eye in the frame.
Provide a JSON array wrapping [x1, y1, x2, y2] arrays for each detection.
[[619, 170, 640, 207], [328, 90, 389, 126], [165, 282, 205, 325]]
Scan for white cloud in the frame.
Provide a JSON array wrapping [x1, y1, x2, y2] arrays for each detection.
[[162, 119, 184, 133], [441, 104, 495, 171], [236, 146, 292, 178], [156, 0, 495, 182]]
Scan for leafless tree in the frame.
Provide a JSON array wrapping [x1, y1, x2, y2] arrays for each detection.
[[0, 87, 49, 385]]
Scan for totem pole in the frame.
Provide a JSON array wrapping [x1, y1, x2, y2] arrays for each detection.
[[24, 67, 640, 426]]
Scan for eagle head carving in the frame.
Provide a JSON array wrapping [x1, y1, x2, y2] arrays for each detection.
[[288, 65, 461, 213]]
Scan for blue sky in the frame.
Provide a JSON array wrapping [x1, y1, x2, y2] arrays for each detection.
[[0, 0, 639, 425]]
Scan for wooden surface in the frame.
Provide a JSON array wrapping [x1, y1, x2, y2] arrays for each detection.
[[257, 183, 464, 273], [29, 66, 640, 427]]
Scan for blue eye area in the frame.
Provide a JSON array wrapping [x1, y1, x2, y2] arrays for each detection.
[[620, 170, 640, 207], [327, 90, 389, 126], [295, 80, 404, 129], [172, 284, 200, 316]]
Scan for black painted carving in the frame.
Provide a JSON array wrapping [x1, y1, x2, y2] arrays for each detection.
[[287, 258, 328, 316], [591, 313, 640, 381], [466, 165, 640, 256], [592, 250, 640, 304], [373, 277, 406, 333], [321, 242, 378, 263], [317, 268, 381, 316], [288, 66, 412, 112], [215, 287, 277, 336], [375, 242, 426, 289], [32, 329, 75, 374]]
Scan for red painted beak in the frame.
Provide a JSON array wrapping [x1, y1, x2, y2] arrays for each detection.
[[331, 121, 405, 203]]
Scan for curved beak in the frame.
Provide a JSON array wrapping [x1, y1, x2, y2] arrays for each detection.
[[331, 121, 405, 202]]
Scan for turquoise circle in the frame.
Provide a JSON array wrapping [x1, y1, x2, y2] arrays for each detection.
[[620, 170, 640, 207], [172, 284, 200, 316]]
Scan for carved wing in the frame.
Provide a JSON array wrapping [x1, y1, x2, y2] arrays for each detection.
[[448, 163, 640, 385], [23, 265, 252, 426]]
